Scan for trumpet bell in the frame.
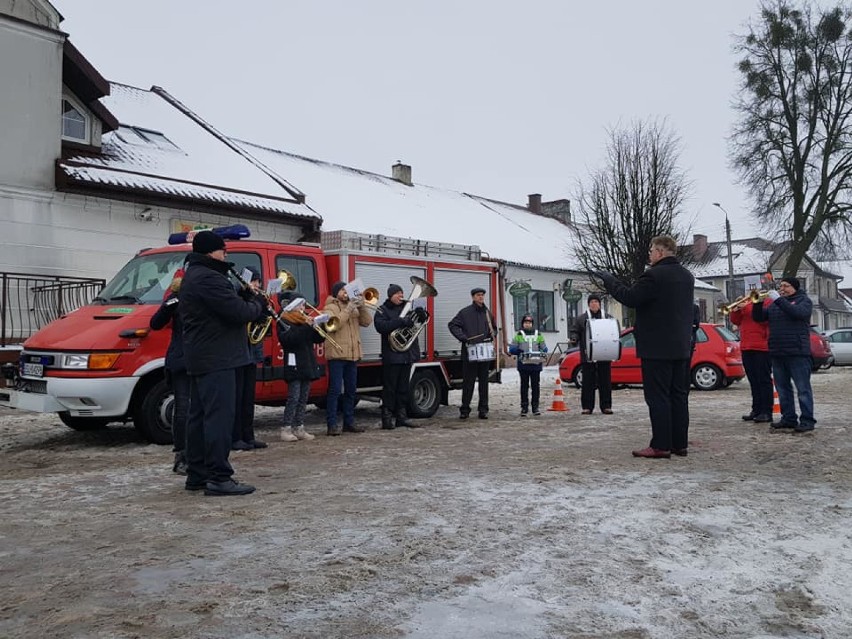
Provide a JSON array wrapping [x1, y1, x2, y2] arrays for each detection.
[[324, 317, 341, 333], [362, 287, 380, 306]]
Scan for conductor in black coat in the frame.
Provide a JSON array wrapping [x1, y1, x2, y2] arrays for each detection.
[[180, 231, 265, 496], [596, 236, 695, 458], [374, 284, 424, 429]]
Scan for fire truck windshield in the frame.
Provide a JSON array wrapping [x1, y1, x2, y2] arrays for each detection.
[[95, 251, 189, 305]]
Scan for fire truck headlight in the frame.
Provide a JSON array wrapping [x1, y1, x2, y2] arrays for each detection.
[[63, 354, 89, 369]]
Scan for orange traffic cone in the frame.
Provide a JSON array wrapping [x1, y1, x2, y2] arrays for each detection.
[[772, 379, 781, 418], [547, 377, 569, 412]]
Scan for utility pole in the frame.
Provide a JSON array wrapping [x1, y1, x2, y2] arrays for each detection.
[[713, 202, 737, 301]]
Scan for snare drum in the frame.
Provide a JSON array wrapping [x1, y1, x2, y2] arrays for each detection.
[[584, 318, 621, 361], [467, 342, 496, 361], [520, 351, 546, 365]]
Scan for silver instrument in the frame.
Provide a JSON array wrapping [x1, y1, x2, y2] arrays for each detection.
[[389, 276, 438, 352]]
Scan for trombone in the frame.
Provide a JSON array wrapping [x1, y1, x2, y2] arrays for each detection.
[[719, 288, 771, 316], [358, 287, 386, 315], [301, 300, 342, 349]]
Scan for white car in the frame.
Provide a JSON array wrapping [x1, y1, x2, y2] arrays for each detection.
[[822, 328, 852, 366]]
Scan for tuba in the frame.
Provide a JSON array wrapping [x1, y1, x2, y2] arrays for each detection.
[[389, 276, 438, 352]]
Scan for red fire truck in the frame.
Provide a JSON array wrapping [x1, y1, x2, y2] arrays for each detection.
[[1, 227, 506, 443]]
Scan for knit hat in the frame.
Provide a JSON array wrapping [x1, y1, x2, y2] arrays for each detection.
[[247, 267, 261, 283], [587, 293, 602, 303], [388, 284, 404, 297], [471, 287, 486, 296], [331, 281, 347, 298], [781, 276, 801, 291], [191, 230, 226, 255]]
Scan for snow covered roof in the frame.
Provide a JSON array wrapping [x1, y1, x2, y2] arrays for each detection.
[[688, 239, 774, 279], [57, 83, 320, 224], [229, 139, 583, 271]]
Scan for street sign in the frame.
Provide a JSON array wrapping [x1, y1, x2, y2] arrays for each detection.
[[562, 290, 582, 303]]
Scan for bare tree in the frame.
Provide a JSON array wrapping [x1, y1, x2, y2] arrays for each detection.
[[732, 0, 852, 274], [572, 118, 692, 285]]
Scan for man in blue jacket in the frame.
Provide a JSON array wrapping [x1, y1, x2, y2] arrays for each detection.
[[180, 231, 265, 496], [752, 276, 816, 433], [596, 236, 695, 458]]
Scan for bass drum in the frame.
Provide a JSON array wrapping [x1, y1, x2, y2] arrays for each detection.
[[584, 318, 621, 362]]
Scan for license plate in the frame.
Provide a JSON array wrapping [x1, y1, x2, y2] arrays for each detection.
[[22, 363, 44, 377]]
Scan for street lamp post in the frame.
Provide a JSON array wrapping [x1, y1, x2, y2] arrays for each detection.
[[712, 202, 737, 303]]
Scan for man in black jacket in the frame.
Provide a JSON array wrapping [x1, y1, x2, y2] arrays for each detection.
[[751, 276, 815, 432], [448, 287, 496, 419], [180, 231, 265, 496], [596, 236, 695, 458], [570, 293, 615, 415], [374, 283, 424, 429]]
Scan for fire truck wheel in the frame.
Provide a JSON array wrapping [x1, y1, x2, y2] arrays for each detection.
[[408, 369, 441, 418], [58, 412, 110, 431], [134, 379, 174, 445]]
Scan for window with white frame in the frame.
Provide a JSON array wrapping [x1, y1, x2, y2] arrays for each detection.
[[61, 98, 88, 142]]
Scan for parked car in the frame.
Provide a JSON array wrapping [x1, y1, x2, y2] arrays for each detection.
[[810, 327, 834, 371], [558, 323, 745, 391], [821, 328, 852, 366]]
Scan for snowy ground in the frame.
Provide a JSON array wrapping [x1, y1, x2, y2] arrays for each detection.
[[1, 366, 851, 638]]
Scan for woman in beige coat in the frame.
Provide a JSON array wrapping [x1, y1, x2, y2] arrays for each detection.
[[322, 281, 373, 435]]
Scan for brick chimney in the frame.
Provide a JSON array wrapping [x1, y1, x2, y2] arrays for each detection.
[[527, 193, 542, 215], [392, 161, 412, 186], [692, 234, 708, 260], [528, 195, 572, 226]]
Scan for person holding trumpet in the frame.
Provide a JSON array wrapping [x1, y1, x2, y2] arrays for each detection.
[[322, 281, 373, 435], [728, 289, 773, 424], [276, 290, 325, 442]]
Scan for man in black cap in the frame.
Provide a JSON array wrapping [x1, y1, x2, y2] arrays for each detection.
[[570, 293, 616, 414], [322, 280, 373, 435], [448, 287, 496, 419], [374, 283, 426, 429], [752, 275, 816, 432], [180, 230, 265, 495]]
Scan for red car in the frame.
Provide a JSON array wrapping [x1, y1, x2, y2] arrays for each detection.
[[559, 323, 745, 391], [810, 326, 833, 371]]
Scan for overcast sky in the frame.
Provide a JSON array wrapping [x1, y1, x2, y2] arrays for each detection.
[[54, 0, 778, 243]]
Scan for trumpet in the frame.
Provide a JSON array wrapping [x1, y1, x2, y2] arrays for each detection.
[[719, 289, 771, 316], [302, 300, 342, 349]]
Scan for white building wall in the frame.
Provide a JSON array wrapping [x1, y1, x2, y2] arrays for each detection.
[[0, 13, 63, 190], [0, 185, 307, 280]]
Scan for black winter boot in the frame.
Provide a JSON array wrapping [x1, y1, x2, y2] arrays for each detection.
[[396, 409, 418, 428], [381, 408, 396, 430]]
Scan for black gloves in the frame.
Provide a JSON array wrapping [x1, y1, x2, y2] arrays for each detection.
[[413, 307, 429, 322], [402, 315, 416, 328], [238, 287, 255, 302]]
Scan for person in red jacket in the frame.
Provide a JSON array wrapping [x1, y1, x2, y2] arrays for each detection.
[[730, 296, 773, 423]]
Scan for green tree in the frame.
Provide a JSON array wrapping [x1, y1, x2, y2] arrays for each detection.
[[732, 0, 852, 274], [572, 118, 693, 285]]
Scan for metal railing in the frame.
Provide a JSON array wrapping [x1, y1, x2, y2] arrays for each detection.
[[1, 271, 106, 347]]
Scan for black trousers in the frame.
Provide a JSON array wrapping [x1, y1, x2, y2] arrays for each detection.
[[580, 361, 612, 411], [519, 369, 541, 412], [461, 359, 490, 415], [233, 363, 257, 443], [742, 350, 773, 416], [186, 368, 236, 485], [640, 358, 690, 451], [167, 368, 190, 454], [382, 362, 412, 414]]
